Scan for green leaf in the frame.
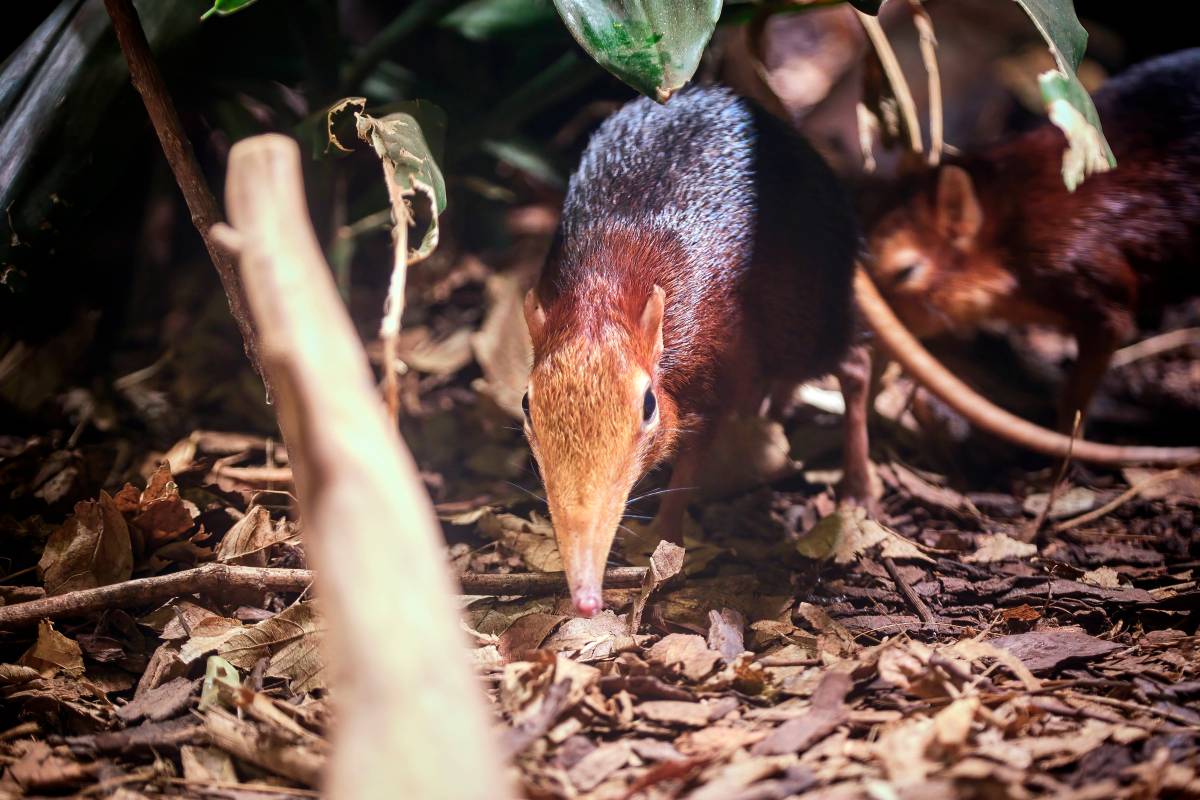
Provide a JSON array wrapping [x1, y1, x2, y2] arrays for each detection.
[[200, 0, 261, 21], [327, 97, 448, 262], [552, 0, 721, 102], [1011, 0, 1115, 189], [442, 0, 560, 41]]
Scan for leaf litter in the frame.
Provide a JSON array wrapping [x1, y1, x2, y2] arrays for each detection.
[[1, 243, 1198, 798]]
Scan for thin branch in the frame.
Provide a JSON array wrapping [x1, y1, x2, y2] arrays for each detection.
[[459, 567, 647, 597], [907, 0, 942, 165], [1110, 327, 1200, 368], [855, 10, 923, 154], [883, 556, 935, 624], [1025, 410, 1081, 541], [380, 199, 409, 424], [0, 563, 650, 629], [0, 564, 314, 629], [101, 0, 266, 391], [1054, 462, 1200, 532]]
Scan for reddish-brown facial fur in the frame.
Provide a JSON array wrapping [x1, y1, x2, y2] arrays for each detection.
[[524, 88, 858, 616], [866, 49, 1200, 427]]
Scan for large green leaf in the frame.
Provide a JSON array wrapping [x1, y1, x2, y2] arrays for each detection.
[[1011, 0, 1115, 189], [552, 0, 721, 102]]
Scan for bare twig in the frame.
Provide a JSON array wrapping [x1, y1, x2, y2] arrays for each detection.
[[461, 567, 647, 597], [1024, 410, 1081, 541], [1054, 462, 1200, 532], [855, 10, 922, 154], [101, 0, 266, 390], [1110, 327, 1200, 368], [380, 201, 409, 424], [0, 564, 314, 629], [882, 556, 935, 624], [907, 0, 942, 165]]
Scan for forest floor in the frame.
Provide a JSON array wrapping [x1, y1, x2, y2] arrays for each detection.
[[1, 233, 1198, 799]]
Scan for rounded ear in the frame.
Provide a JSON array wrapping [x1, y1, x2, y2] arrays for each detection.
[[640, 285, 665, 363], [935, 165, 983, 245], [524, 289, 547, 341]]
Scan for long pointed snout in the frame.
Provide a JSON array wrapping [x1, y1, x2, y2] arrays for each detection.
[[551, 500, 626, 618]]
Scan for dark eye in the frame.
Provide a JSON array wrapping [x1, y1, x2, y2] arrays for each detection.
[[642, 387, 657, 423], [521, 391, 530, 419], [892, 263, 921, 286]]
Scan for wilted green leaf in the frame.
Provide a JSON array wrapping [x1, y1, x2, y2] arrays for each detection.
[[328, 97, 448, 262], [1011, 0, 1115, 189], [200, 0, 260, 21], [552, 0, 721, 101]]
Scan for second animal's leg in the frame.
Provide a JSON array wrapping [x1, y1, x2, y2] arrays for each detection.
[[835, 344, 876, 506], [1060, 318, 1129, 432]]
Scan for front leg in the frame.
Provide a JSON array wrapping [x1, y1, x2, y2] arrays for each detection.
[[835, 343, 878, 507], [1059, 316, 1130, 433]]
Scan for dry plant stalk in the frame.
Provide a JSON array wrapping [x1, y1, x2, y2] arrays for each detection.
[[907, 0, 943, 165], [855, 9, 923, 155], [222, 134, 509, 800], [380, 186, 410, 424]]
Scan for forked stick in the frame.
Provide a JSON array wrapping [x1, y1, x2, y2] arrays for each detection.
[[222, 134, 510, 800]]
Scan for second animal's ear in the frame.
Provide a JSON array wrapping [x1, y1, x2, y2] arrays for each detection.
[[524, 289, 547, 341], [640, 285, 665, 363], [935, 165, 983, 246]]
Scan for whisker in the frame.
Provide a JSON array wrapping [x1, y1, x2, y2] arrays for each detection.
[[504, 481, 546, 505], [626, 485, 699, 505], [621, 513, 653, 521]]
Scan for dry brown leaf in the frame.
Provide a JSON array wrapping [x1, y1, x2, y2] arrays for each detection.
[[542, 611, 631, 662], [18, 620, 84, 677], [497, 612, 568, 661], [796, 507, 931, 564], [964, 533, 1037, 564], [629, 539, 686, 633], [647, 634, 723, 683], [502, 653, 600, 727], [475, 510, 561, 572], [1081, 566, 1121, 588], [38, 492, 132, 595], [568, 741, 631, 792], [214, 506, 291, 566], [638, 700, 712, 727], [1122, 467, 1200, 502], [180, 745, 238, 783], [471, 272, 533, 418], [3, 741, 100, 794], [1022, 486, 1097, 519], [932, 696, 978, 751], [752, 670, 851, 755], [179, 616, 245, 664], [219, 601, 325, 693], [116, 677, 197, 723], [987, 629, 1121, 673]]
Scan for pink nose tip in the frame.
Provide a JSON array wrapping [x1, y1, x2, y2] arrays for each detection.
[[573, 589, 602, 618]]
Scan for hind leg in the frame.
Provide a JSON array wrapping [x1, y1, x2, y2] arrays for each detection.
[[835, 343, 877, 507]]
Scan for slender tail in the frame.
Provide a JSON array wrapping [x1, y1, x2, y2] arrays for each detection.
[[853, 266, 1200, 466]]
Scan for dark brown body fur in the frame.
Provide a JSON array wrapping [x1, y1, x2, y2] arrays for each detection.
[[868, 49, 1200, 427]]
